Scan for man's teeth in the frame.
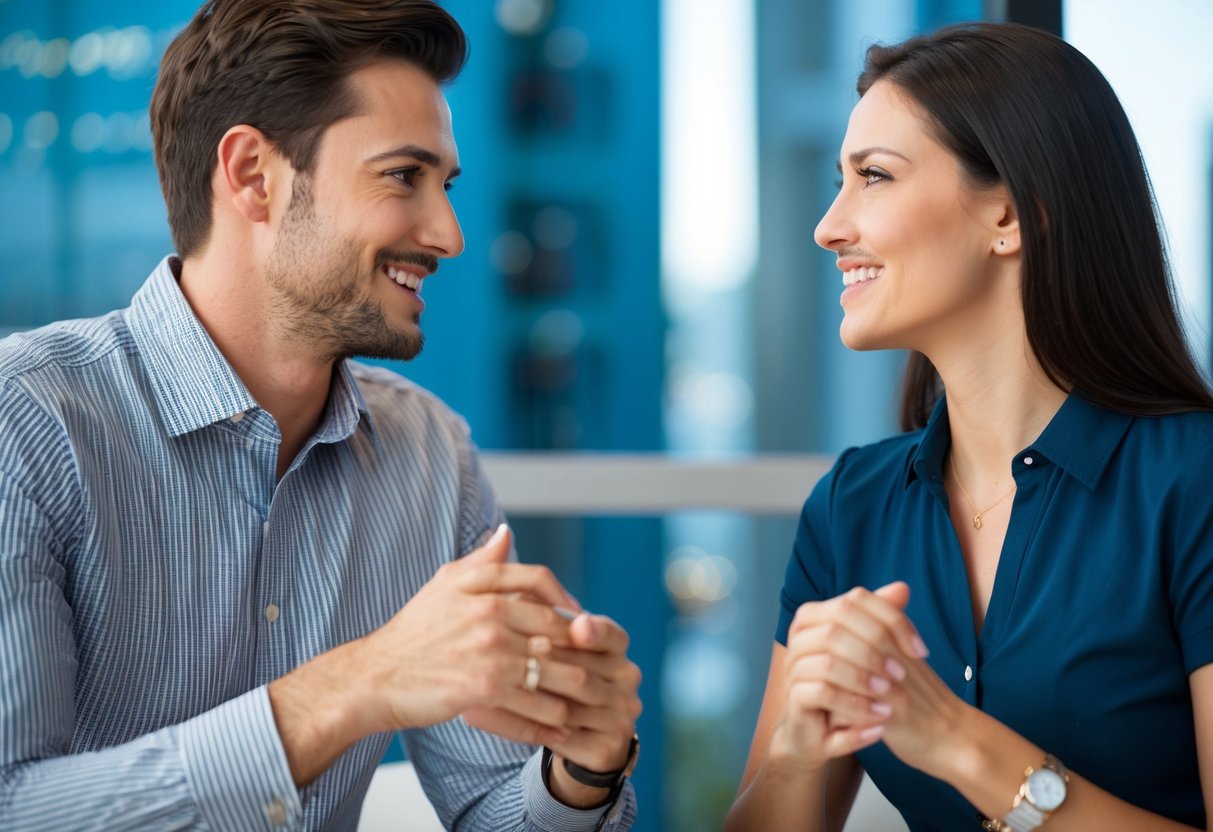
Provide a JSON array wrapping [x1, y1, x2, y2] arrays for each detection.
[[842, 266, 883, 287], [386, 265, 422, 291]]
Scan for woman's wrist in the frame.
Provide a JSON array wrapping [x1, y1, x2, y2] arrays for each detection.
[[765, 721, 829, 779], [919, 701, 988, 785]]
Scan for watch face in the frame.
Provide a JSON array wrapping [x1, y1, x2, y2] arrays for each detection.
[[1026, 768, 1067, 811]]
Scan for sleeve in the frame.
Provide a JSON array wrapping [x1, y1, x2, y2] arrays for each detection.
[[1166, 432, 1213, 675], [404, 428, 636, 830], [774, 448, 856, 646], [0, 383, 302, 831], [403, 721, 637, 832]]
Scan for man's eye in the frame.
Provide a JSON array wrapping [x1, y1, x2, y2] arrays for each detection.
[[389, 167, 420, 186]]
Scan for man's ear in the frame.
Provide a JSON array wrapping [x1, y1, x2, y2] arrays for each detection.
[[988, 185, 1021, 256], [214, 124, 283, 225]]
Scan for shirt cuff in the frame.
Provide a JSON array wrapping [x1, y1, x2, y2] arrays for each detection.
[[522, 750, 618, 832], [179, 686, 303, 830]]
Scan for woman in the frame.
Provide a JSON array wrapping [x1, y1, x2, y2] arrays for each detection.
[[726, 22, 1213, 832]]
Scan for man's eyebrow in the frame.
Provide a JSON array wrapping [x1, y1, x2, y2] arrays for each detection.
[[367, 144, 462, 178]]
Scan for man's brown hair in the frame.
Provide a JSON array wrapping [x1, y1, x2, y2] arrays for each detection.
[[150, 0, 467, 257]]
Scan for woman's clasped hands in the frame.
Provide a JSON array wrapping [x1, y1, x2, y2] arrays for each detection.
[[773, 582, 971, 780]]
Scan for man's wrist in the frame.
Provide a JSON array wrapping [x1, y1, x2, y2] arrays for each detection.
[[546, 752, 615, 808], [267, 649, 367, 787]]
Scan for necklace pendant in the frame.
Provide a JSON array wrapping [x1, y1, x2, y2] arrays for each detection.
[[973, 514, 983, 530]]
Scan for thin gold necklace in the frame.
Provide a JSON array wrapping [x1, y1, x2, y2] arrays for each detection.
[[949, 459, 1015, 530]]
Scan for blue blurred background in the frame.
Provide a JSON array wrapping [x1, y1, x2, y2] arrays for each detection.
[[2, 1, 1210, 829]]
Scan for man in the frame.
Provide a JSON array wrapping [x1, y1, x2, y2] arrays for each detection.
[[0, 2, 641, 829]]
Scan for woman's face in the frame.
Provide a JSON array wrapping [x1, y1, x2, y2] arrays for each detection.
[[815, 80, 1014, 355]]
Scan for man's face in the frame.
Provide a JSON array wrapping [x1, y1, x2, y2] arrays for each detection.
[[265, 60, 464, 362]]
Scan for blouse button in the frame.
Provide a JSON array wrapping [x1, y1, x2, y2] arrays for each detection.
[[964, 665, 974, 682], [265, 602, 280, 623], [1023, 456, 1034, 465]]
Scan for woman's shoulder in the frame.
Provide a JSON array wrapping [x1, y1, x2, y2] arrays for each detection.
[[830, 429, 925, 485], [805, 429, 926, 515], [1125, 409, 1213, 465]]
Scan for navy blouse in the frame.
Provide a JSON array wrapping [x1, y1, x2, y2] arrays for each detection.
[[776, 394, 1213, 830]]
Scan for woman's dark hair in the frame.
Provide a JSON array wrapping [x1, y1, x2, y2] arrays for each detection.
[[856, 22, 1213, 430], [151, 0, 467, 258]]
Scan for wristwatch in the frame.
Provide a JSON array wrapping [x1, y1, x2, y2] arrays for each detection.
[[542, 733, 640, 805], [981, 754, 1069, 832]]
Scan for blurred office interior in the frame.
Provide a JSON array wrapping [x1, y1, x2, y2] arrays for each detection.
[[1, 0, 1210, 829]]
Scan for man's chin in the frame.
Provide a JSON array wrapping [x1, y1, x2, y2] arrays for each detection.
[[344, 333, 425, 363]]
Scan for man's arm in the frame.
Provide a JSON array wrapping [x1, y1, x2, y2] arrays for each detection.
[[265, 525, 639, 830], [0, 463, 304, 830]]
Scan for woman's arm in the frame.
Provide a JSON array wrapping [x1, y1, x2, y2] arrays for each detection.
[[871, 614, 1210, 831], [725, 643, 864, 832], [727, 583, 926, 832]]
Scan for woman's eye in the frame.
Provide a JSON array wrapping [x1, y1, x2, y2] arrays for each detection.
[[859, 167, 890, 186]]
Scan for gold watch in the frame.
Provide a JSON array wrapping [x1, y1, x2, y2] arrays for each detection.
[[980, 754, 1069, 832]]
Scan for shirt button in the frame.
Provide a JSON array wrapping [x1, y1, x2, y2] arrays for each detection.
[[244, 438, 255, 450], [263, 798, 288, 825], [1023, 456, 1034, 465], [230, 411, 245, 424], [265, 602, 280, 623], [964, 665, 974, 682]]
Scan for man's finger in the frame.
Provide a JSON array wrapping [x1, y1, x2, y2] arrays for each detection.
[[460, 562, 576, 610], [463, 705, 569, 749], [495, 598, 576, 643], [567, 614, 629, 655]]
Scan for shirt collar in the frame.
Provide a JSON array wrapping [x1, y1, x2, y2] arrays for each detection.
[[126, 256, 380, 448], [906, 391, 1133, 491], [126, 257, 259, 437], [1030, 392, 1133, 489]]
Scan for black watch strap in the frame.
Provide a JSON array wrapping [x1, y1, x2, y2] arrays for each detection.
[[543, 733, 639, 790]]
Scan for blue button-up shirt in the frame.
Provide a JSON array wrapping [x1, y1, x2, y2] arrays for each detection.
[[777, 394, 1213, 830], [0, 257, 635, 831]]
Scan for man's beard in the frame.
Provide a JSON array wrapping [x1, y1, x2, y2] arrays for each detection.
[[265, 176, 424, 363]]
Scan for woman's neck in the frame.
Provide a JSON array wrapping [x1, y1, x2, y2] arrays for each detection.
[[929, 329, 1068, 498]]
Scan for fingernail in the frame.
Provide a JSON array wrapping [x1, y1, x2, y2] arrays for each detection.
[[885, 657, 906, 681], [487, 523, 508, 545], [869, 701, 893, 718], [858, 724, 885, 743], [553, 606, 579, 622], [912, 635, 930, 659], [868, 675, 891, 695], [590, 618, 604, 640]]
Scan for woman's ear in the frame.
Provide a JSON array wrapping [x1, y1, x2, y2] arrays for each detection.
[[989, 187, 1021, 256]]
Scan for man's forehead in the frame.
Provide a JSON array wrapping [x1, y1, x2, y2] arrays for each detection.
[[336, 61, 459, 168]]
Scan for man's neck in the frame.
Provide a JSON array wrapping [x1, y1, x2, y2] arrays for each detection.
[[177, 251, 333, 480]]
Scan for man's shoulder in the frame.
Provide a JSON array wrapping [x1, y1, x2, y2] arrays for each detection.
[[347, 360, 470, 439], [0, 311, 132, 395]]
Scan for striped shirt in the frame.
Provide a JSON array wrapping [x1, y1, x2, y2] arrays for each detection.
[[0, 256, 636, 831]]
